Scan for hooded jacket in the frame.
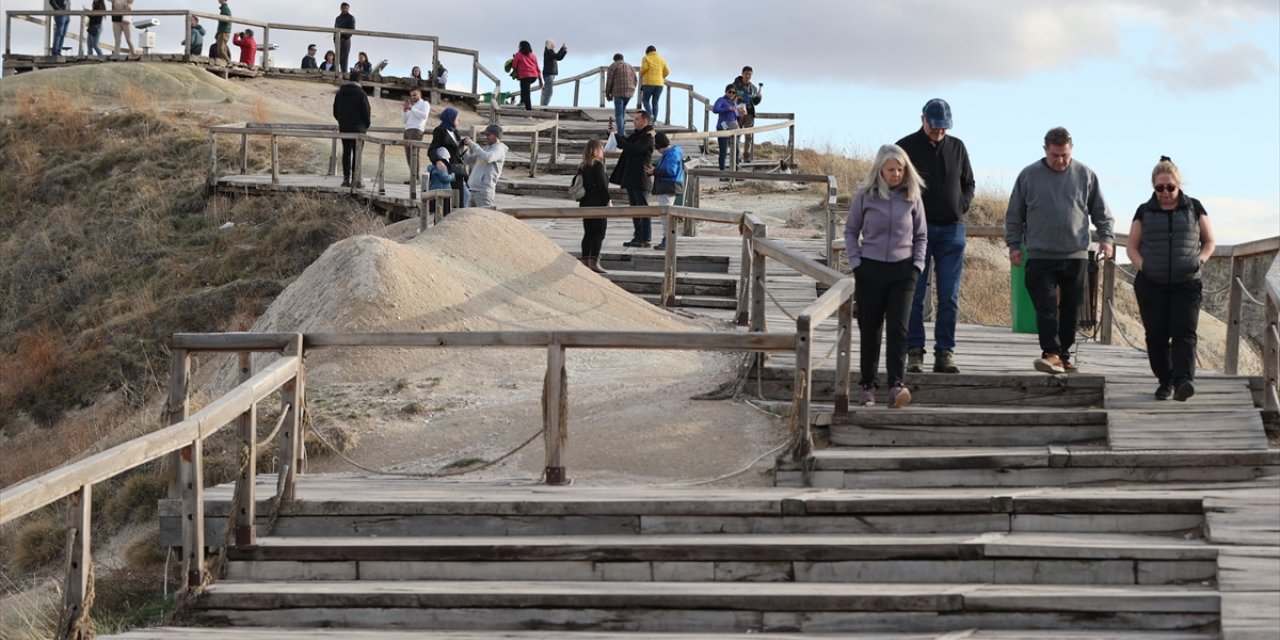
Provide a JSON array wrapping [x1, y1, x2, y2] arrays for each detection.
[[332, 82, 371, 133]]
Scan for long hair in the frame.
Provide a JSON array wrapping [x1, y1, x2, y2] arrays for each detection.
[[579, 139, 604, 169], [518, 41, 532, 55], [858, 144, 924, 203]]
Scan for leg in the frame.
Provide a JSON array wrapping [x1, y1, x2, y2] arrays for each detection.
[[717, 129, 729, 170], [113, 21, 123, 52], [1024, 259, 1063, 356], [740, 114, 755, 161], [634, 191, 650, 242], [1056, 259, 1087, 359], [1133, 273, 1173, 384], [52, 16, 69, 55], [855, 262, 890, 387], [884, 261, 920, 386], [930, 223, 966, 354], [613, 97, 628, 135], [1168, 279, 1202, 384], [540, 74, 555, 106], [519, 77, 534, 110], [907, 243, 932, 350], [87, 29, 100, 56], [340, 138, 355, 182], [339, 39, 350, 72], [122, 22, 133, 53]]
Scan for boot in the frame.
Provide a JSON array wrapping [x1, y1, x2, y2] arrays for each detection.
[[587, 257, 608, 274], [907, 348, 925, 373], [933, 350, 959, 374]]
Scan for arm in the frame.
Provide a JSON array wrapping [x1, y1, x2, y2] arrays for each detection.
[[844, 193, 866, 271], [1087, 172, 1115, 259], [912, 200, 928, 272], [959, 142, 975, 214], [556, 45, 568, 61], [662, 60, 669, 79], [1126, 217, 1144, 273], [1004, 174, 1026, 265], [466, 139, 506, 163], [1197, 211, 1216, 266], [360, 96, 371, 129]]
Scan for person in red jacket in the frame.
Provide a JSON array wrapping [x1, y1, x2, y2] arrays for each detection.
[[512, 40, 541, 111], [232, 28, 258, 66]]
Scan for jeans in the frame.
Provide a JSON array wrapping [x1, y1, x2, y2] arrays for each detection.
[[339, 37, 351, 72], [640, 85, 663, 120], [654, 194, 676, 245], [628, 188, 650, 243], [87, 26, 103, 56], [909, 223, 966, 353], [52, 15, 70, 55], [613, 97, 629, 135], [1134, 272, 1202, 385], [717, 122, 738, 170], [340, 138, 357, 181], [1024, 258, 1087, 358], [540, 74, 555, 106], [855, 259, 919, 387], [519, 77, 536, 110]]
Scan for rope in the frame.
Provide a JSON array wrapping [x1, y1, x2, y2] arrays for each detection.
[[762, 284, 844, 332], [682, 439, 789, 486], [1236, 277, 1267, 306], [1105, 300, 1148, 352], [785, 375, 813, 461]]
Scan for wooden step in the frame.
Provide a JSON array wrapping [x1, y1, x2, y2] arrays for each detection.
[[600, 271, 736, 297], [108, 628, 1221, 639], [190, 581, 1219, 633], [831, 406, 1108, 447], [749, 368, 1107, 406]]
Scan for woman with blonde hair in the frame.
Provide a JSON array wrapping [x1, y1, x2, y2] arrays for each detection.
[[577, 138, 612, 273], [845, 144, 928, 408], [1126, 156, 1215, 401]]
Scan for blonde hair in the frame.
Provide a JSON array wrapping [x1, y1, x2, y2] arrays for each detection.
[[859, 144, 924, 202], [1152, 155, 1182, 186], [579, 138, 604, 169]]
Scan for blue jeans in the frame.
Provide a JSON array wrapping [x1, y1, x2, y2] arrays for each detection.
[[540, 74, 555, 106], [640, 85, 663, 121], [87, 27, 103, 56], [52, 15, 70, 55], [908, 222, 966, 353], [628, 188, 650, 242], [613, 97, 629, 135]]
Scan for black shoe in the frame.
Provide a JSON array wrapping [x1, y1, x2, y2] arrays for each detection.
[[1173, 380, 1195, 402], [636, 241, 651, 248], [653, 242, 666, 250], [341, 178, 351, 187], [623, 240, 640, 247], [1155, 382, 1173, 401]]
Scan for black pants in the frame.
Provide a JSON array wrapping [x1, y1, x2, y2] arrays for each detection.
[[855, 258, 918, 387], [581, 218, 607, 258], [1024, 258, 1086, 358], [340, 138, 357, 180], [628, 189, 650, 242], [519, 77, 536, 110], [339, 37, 351, 72], [1134, 272, 1202, 385]]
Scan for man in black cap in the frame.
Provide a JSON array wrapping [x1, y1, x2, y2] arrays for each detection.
[[897, 98, 975, 374], [461, 124, 508, 209]]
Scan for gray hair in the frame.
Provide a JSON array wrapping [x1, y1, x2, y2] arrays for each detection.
[[859, 144, 924, 203]]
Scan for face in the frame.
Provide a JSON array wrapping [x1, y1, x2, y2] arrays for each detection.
[[1153, 172, 1179, 207], [325, 52, 334, 61], [359, 53, 368, 62], [1044, 143, 1072, 172], [479, 131, 497, 145], [308, 47, 317, 56], [409, 90, 421, 102], [634, 113, 649, 129], [741, 69, 753, 83], [593, 145, 604, 161], [412, 66, 421, 76], [881, 158, 905, 188], [921, 116, 947, 143], [340, 4, 349, 13]]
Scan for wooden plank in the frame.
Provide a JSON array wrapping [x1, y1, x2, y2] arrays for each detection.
[[1108, 410, 1267, 450], [1217, 547, 1280, 592]]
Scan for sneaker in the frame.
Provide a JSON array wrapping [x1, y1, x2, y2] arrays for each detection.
[[859, 385, 876, 407], [653, 242, 666, 250], [1174, 380, 1196, 402], [888, 383, 912, 409], [907, 348, 925, 373], [636, 241, 651, 248], [622, 240, 640, 247], [1060, 357, 1079, 373], [1034, 353, 1066, 374], [1154, 382, 1173, 401], [933, 350, 959, 374]]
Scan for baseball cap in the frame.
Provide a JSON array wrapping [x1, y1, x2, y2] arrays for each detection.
[[482, 123, 503, 138], [923, 98, 952, 129]]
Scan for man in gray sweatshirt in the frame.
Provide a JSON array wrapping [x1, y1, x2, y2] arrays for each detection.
[[1005, 126, 1114, 374]]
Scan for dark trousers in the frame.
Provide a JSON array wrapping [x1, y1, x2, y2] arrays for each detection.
[[581, 218, 607, 258], [1134, 272, 1202, 385], [338, 37, 351, 72], [519, 77, 536, 110], [340, 138, 357, 180], [855, 258, 919, 387], [628, 188, 650, 242], [1024, 258, 1086, 358]]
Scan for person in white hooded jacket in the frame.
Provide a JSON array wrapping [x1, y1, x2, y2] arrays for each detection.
[[462, 124, 508, 209]]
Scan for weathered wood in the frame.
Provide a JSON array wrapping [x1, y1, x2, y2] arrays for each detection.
[[543, 343, 566, 484], [1101, 259, 1116, 345], [233, 352, 257, 547], [1226, 256, 1245, 374], [278, 335, 305, 501], [753, 237, 845, 286], [800, 279, 853, 327], [58, 484, 91, 640], [301, 331, 796, 352], [269, 135, 279, 184]]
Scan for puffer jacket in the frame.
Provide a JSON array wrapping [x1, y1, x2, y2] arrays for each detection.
[[639, 51, 669, 86], [1135, 193, 1206, 285]]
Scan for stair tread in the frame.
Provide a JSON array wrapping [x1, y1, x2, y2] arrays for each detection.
[[107, 627, 1221, 639]]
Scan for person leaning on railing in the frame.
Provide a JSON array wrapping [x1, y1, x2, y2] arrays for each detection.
[[1126, 156, 1216, 402]]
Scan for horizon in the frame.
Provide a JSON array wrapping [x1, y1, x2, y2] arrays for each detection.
[[2, 0, 1276, 244]]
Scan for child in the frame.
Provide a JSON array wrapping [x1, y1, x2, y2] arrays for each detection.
[[650, 133, 685, 250], [427, 148, 455, 217]]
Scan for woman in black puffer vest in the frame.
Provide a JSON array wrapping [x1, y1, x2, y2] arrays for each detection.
[[1126, 156, 1217, 402]]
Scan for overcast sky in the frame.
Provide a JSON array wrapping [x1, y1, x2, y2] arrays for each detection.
[[3, 0, 1277, 243]]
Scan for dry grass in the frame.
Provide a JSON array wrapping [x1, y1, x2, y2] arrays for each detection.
[[9, 516, 64, 574], [793, 144, 873, 203]]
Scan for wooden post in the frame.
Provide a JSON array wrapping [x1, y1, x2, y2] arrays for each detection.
[[375, 143, 386, 194], [179, 12, 188, 62], [207, 131, 218, 191], [1225, 256, 1245, 375], [1100, 259, 1116, 345], [736, 224, 753, 326], [232, 352, 257, 548], [662, 211, 677, 307], [787, 123, 796, 165], [239, 133, 249, 175], [470, 55, 479, 95], [77, 14, 85, 57], [529, 129, 540, 178], [1265, 298, 1279, 412], [550, 115, 560, 167], [792, 320, 813, 462], [351, 137, 364, 190], [277, 335, 304, 502], [58, 484, 92, 640], [328, 137, 337, 176], [835, 297, 853, 415], [598, 68, 605, 108], [269, 135, 279, 185], [664, 88, 672, 126], [260, 26, 269, 69], [572, 79, 580, 107], [543, 342, 567, 485], [164, 349, 192, 500], [179, 438, 205, 590], [687, 94, 693, 133], [751, 227, 769, 334]]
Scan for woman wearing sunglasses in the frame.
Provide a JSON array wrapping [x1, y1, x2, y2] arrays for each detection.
[[1125, 156, 1216, 402]]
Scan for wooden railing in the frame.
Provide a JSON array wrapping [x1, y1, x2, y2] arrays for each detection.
[[684, 167, 832, 242]]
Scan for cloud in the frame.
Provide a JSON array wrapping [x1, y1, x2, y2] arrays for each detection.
[[1142, 41, 1276, 92], [1196, 195, 1280, 245]]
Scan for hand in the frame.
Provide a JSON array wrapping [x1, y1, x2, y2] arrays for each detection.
[[1009, 248, 1023, 267], [1098, 241, 1114, 261]]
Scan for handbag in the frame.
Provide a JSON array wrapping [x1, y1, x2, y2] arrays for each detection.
[[568, 172, 586, 201]]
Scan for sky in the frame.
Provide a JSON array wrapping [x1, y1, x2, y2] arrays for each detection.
[[3, 0, 1278, 244]]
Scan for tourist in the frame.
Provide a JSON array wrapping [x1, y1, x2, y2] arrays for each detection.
[[332, 71, 371, 188], [540, 40, 568, 106], [1126, 156, 1216, 401], [301, 44, 318, 69], [604, 53, 636, 135], [577, 138, 611, 274], [426, 149, 455, 217], [462, 124, 508, 209], [335, 2, 355, 72], [429, 107, 468, 207], [402, 88, 429, 173], [232, 29, 257, 67], [638, 45, 669, 122], [184, 16, 205, 56], [319, 50, 337, 72], [212, 0, 231, 61], [111, 0, 137, 56], [512, 41, 540, 111], [649, 132, 685, 251], [897, 98, 975, 375], [410, 65, 424, 85], [846, 144, 928, 409], [1005, 126, 1115, 374], [712, 84, 740, 171], [733, 66, 762, 161], [352, 51, 372, 79], [86, 0, 106, 57], [50, 0, 70, 56], [612, 110, 656, 248]]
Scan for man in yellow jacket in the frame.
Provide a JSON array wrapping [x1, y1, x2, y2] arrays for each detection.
[[639, 45, 670, 123]]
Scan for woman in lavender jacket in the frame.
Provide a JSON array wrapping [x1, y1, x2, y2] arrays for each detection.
[[845, 144, 928, 409]]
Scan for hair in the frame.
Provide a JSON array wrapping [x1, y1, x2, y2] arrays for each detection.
[[654, 132, 670, 149], [859, 144, 924, 203], [645, 45, 657, 53], [324, 50, 335, 60], [580, 138, 605, 169], [1044, 126, 1072, 147], [243, 28, 253, 36], [545, 40, 556, 50], [1151, 155, 1182, 185], [725, 83, 737, 93], [340, 2, 350, 8], [348, 70, 361, 82], [636, 110, 652, 123], [307, 43, 316, 50], [357, 51, 368, 61], [411, 65, 421, 77], [742, 65, 753, 73], [518, 41, 532, 55], [612, 53, 623, 62]]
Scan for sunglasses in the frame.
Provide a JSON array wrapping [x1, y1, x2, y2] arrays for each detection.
[[1153, 184, 1178, 193]]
